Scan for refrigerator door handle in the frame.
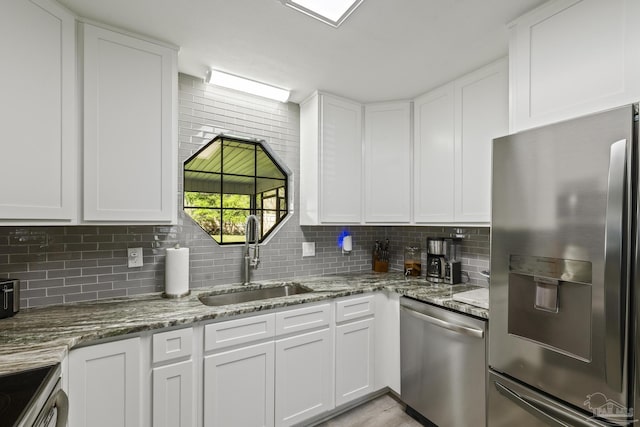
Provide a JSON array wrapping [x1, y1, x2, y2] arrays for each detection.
[[603, 138, 627, 392], [494, 381, 596, 427]]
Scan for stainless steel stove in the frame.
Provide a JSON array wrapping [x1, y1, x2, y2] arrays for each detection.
[[0, 364, 68, 427]]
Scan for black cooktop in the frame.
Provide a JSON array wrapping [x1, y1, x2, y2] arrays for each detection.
[[0, 365, 56, 427]]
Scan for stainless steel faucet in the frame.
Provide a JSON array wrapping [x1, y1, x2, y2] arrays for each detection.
[[243, 215, 260, 285]]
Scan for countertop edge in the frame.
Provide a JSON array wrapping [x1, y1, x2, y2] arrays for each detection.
[[0, 274, 488, 375]]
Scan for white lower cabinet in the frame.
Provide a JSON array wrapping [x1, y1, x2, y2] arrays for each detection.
[[151, 327, 195, 427], [204, 341, 276, 427], [275, 328, 333, 426], [152, 360, 193, 427], [335, 318, 376, 406], [67, 296, 382, 427], [334, 294, 376, 407], [374, 292, 400, 394], [68, 337, 142, 427], [203, 303, 335, 427]]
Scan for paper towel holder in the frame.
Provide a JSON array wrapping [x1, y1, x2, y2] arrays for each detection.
[[162, 244, 191, 299], [161, 290, 191, 299]]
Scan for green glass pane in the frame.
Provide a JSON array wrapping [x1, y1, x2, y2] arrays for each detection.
[[185, 139, 222, 173], [257, 178, 285, 194], [222, 174, 255, 195], [184, 207, 221, 241], [184, 192, 221, 208], [260, 210, 279, 235], [222, 139, 255, 177], [222, 194, 251, 209], [184, 171, 221, 194], [262, 193, 277, 210], [257, 146, 285, 179], [221, 209, 251, 243]]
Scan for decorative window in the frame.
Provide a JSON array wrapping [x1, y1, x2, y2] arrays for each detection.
[[183, 135, 289, 244]]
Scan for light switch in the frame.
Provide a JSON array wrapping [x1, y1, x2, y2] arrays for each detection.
[[302, 242, 316, 257], [128, 247, 144, 268]]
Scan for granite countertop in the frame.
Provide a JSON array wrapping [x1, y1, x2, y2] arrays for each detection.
[[0, 272, 487, 375]]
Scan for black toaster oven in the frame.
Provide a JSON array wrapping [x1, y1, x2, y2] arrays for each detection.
[[0, 278, 20, 318]]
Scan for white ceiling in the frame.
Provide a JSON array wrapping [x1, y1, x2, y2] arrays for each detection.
[[57, 0, 545, 104]]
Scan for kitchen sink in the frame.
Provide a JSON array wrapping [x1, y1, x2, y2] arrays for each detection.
[[198, 283, 313, 306]]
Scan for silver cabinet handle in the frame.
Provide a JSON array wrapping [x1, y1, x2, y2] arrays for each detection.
[[400, 305, 484, 338], [603, 138, 628, 392], [494, 381, 598, 427]]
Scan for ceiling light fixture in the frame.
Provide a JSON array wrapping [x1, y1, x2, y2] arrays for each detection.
[[205, 69, 290, 103], [282, 0, 364, 28]]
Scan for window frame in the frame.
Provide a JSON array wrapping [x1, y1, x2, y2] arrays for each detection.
[[183, 135, 290, 245]]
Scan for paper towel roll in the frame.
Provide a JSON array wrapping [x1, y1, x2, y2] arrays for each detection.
[[165, 246, 190, 297]]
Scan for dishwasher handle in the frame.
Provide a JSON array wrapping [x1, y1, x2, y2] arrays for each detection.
[[400, 305, 484, 338]]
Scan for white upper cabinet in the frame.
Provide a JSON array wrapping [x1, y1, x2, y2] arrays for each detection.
[[364, 102, 412, 223], [81, 23, 178, 223], [509, 0, 640, 132], [413, 85, 456, 223], [454, 60, 508, 222], [301, 57, 506, 227], [414, 58, 508, 224], [0, 0, 76, 223], [300, 92, 363, 225]]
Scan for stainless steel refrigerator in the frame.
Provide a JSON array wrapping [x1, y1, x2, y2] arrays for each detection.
[[489, 104, 638, 426]]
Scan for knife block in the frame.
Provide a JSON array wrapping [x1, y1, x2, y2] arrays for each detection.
[[373, 258, 389, 273]]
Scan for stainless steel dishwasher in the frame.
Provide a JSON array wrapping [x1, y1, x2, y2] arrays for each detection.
[[400, 297, 487, 427]]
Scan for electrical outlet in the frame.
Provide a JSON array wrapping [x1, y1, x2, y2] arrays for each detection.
[[127, 247, 144, 268], [302, 242, 316, 257]]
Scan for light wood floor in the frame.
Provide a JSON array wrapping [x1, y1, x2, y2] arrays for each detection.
[[315, 394, 423, 427]]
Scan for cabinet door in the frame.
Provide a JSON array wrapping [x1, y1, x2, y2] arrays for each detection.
[[320, 95, 363, 223], [364, 102, 412, 223], [82, 23, 177, 222], [204, 341, 275, 427], [0, 0, 76, 222], [413, 84, 455, 223], [152, 360, 194, 427], [68, 337, 142, 427], [454, 59, 508, 222], [335, 318, 375, 406], [275, 329, 334, 426], [374, 292, 400, 394], [509, 0, 640, 131]]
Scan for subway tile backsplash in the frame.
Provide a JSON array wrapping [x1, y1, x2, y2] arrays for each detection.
[[1, 73, 489, 308]]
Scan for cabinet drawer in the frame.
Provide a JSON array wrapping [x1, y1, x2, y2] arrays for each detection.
[[205, 313, 275, 352], [336, 295, 375, 323], [275, 303, 331, 337], [153, 327, 193, 364]]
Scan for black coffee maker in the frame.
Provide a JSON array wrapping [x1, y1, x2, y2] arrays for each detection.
[[426, 238, 446, 283]]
